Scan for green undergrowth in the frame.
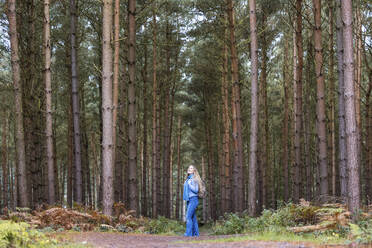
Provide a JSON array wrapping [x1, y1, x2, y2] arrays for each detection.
[[144, 216, 184, 235], [211, 203, 372, 245], [0, 220, 88, 248], [183, 232, 348, 245]]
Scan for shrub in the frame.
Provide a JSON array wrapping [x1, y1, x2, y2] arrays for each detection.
[[144, 216, 184, 234], [0, 220, 58, 248], [212, 213, 245, 235]]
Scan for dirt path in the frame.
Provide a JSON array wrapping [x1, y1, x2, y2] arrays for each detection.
[[66, 232, 359, 248]]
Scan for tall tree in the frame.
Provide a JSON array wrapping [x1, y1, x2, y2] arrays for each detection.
[[327, 0, 336, 196], [70, 0, 82, 204], [293, 0, 303, 203], [151, 4, 158, 218], [113, 0, 121, 202], [248, 0, 258, 217], [221, 27, 230, 213], [141, 42, 148, 216], [43, 0, 55, 205], [226, 0, 244, 213], [127, 0, 138, 213], [282, 38, 290, 202], [102, 0, 114, 216], [162, 19, 172, 218], [336, 0, 347, 199], [7, 0, 29, 208], [313, 0, 328, 198], [341, 0, 360, 217]]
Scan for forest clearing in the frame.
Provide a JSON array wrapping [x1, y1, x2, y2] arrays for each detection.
[[0, 0, 371, 247]]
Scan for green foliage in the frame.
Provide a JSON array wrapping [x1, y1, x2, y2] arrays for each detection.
[[213, 203, 318, 235], [144, 216, 184, 235], [212, 213, 245, 235], [0, 220, 56, 248], [349, 218, 372, 244], [0, 221, 87, 248], [211, 204, 372, 245]]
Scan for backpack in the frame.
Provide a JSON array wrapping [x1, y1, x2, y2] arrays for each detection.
[[198, 180, 207, 198]]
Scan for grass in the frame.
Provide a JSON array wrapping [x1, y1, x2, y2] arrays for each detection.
[[179, 231, 348, 245]]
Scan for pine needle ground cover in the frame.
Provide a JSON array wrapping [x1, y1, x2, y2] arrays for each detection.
[[210, 201, 372, 245]]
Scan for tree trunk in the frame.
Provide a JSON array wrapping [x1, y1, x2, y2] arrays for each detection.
[[127, 0, 138, 213], [7, 0, 29, 208], [112, 0, 120, 169], [227, 0, 244, 213], [102, 0, 114, 216], [221, 32, 230, 213], [260, 13, 268, 208], [141, 42, 148, 216], [341, 0, 360, 217], [365, 77, 371, 204], [112, 0, 120, 177], [70, 0, 82, 204], [293, 0, 303, 203], [43, 0, 55, 205], [282, 38, 289, 202], [175, 116, 181, 220], [203, 94, 215, 219], [336, 0, 347, 200], [202, 156, 207, 223], [313, 0, 329, 199], [354, 4, 362, 201], [248, 0, 258, 217], [328, 1, 336, 196], [151, 5, 158, 218], [1, 112, 9, 209], [162, 20, 171, 218]]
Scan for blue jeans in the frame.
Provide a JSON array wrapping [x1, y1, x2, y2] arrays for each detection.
[[185, 196, 199, 237]]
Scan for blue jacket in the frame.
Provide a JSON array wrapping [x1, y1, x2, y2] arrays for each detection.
[[183, 174, 199, 201]]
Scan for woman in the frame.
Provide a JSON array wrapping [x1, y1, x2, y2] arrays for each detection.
[[183, 165, 202, 237]]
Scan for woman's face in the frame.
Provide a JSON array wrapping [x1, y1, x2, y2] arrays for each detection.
[[187, 166, 195, 174]]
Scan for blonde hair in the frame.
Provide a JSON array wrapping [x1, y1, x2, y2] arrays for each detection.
[[186, 165, 202, 188]]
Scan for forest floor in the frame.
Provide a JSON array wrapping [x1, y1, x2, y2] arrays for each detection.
[[60, 232, 370, 248]]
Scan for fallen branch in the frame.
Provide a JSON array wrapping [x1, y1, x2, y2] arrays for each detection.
[[289, 221, 336, 233]]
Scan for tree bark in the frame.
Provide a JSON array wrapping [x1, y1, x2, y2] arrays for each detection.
[[313, 0, 329, 199], [43, 0, 55, 205], [175, 116, 181, 220], [221, 31, 230, 213], [336, 0, 347, 200], [227, 0, 244, 213], [112, 0, 120, 173], [162, 20, 172, 218], [260, 13, 268, 208], [127, 0, 138, 213], [102, 0, 114, 216], [328, 0, 336, 196], [151, 5, 158, 218], [141, 42, 148, 216], [341, 0, 360, 217], [70, 0, 83, 204], [282, 38, 289, 202], [1, 112, 9, 209], [365, 75, 371, 204], [293, 0, 303, 203], [248, 0, 258, 217], [7, 0, 29, 208]]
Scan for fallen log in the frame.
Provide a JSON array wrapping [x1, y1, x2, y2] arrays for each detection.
[[289, 221, 336, 233]]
